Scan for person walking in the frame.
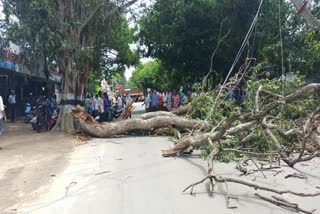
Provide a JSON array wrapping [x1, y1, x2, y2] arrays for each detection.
[[8, 90, 16, 122], [0, 95, 7, 136]]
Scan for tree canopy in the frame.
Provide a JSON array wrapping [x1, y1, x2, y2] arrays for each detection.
[[127, 60, 171, 90], [138, 0, 320, 87], [2, 0, 138, 80]]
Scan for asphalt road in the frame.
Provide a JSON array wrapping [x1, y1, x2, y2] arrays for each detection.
[[18, 137, 320, 214]]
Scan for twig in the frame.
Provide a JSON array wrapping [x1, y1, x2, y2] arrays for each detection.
[[255, 193, 316, 214], [224, 179, 238, 209], [285, 173, 307, 180], [65, 182, 78, 197], [184, 175, 320, 197], [95, 170, 111, 176]]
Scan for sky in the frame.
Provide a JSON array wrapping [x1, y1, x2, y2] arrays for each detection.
[[124, 0, 155, 81]]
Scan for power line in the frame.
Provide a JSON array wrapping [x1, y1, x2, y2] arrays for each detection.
[[205, 0, 265, 123]]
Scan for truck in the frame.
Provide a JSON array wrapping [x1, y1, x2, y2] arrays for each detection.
[[115, 85, 144, 101]]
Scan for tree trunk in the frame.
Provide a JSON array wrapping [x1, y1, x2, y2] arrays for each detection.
[[55, 53, 87, 133], [72, 107, 208, 137]]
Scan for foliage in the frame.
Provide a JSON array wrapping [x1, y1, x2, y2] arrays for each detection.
[[139, 0, 320, 87], [138, 0, 273, 86], [127, 60, 171, 90], [190, 72, 320, 162]]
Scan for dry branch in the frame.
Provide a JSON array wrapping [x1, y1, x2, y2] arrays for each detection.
[[183, 174, 320, 197]]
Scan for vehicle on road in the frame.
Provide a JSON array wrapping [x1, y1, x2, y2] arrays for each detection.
[[115, 85, 144, 101]]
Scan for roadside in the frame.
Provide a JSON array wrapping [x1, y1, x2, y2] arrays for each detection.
[[0, 121, 75, 213]]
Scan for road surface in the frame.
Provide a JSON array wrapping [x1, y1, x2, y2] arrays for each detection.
[[16, 136, 320, 214]]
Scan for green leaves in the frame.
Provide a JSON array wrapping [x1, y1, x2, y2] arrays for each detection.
[[127, 60, 170, 90]]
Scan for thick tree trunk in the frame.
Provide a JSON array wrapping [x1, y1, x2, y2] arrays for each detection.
[[72, 107, 208, 137], [55, 53, 87, 133]]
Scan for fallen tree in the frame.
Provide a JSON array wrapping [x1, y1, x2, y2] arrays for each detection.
[[72, 107, 208, 138], [73, 73, 320, 212]]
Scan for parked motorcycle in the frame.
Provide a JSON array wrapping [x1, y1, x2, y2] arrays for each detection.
[[47, 110, 58, 130], [111, 104, 124, 119], [30, 105, 47, 133]]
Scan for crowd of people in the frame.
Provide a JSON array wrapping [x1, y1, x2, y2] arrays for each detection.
[[84, 92, 132, 122], [143, 87, 195, 112]]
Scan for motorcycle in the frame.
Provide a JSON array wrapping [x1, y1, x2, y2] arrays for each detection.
[[47, 110, 58, 130], [111, 104, 124, 119], [30, 105, 47, 133]]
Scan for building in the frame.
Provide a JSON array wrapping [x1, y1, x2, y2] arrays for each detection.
[[0, 42, 48, 115]]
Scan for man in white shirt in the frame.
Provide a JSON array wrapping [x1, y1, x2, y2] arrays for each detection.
[[0, 95, 7, 136], [125, 94, 131, 107], [117, 95, 123, 110], [8, 90, 16, 122]]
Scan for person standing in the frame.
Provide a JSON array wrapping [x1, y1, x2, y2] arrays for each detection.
[[85, 94, 93, 114], [158, 90, 164, 111], [51, 94, 58, 112], [98, 93, 105, 122], [143, 91, 151, 112], [0, 95, 7, 136], [172, 91, 180, 109], [125, 93, 131, 107], [167, 90, 172, 111], [92, 94, 99, 118], [103, 93, 110, 121], [163, 90, 167, 111], [179, 89, 185, 106], [44, 95, 53, 121], [8, 90, 16, 122], [151, 89, 158, 111], [116, 94, 123, 110]]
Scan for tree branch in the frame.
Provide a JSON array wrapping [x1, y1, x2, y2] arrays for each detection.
[[290, 0, 320, 29]]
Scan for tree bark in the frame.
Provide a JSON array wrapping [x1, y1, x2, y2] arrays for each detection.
[[290, 0, 320, 29], [72, 107, 208, 138]]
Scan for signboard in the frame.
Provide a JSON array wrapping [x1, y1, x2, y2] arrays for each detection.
[[0, 60, 15, 70]]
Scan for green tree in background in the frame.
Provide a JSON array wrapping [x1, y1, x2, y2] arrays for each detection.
[[127, 61, 172, 90], [139, 0, 262, 86], [139, 0, 320, 86]]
